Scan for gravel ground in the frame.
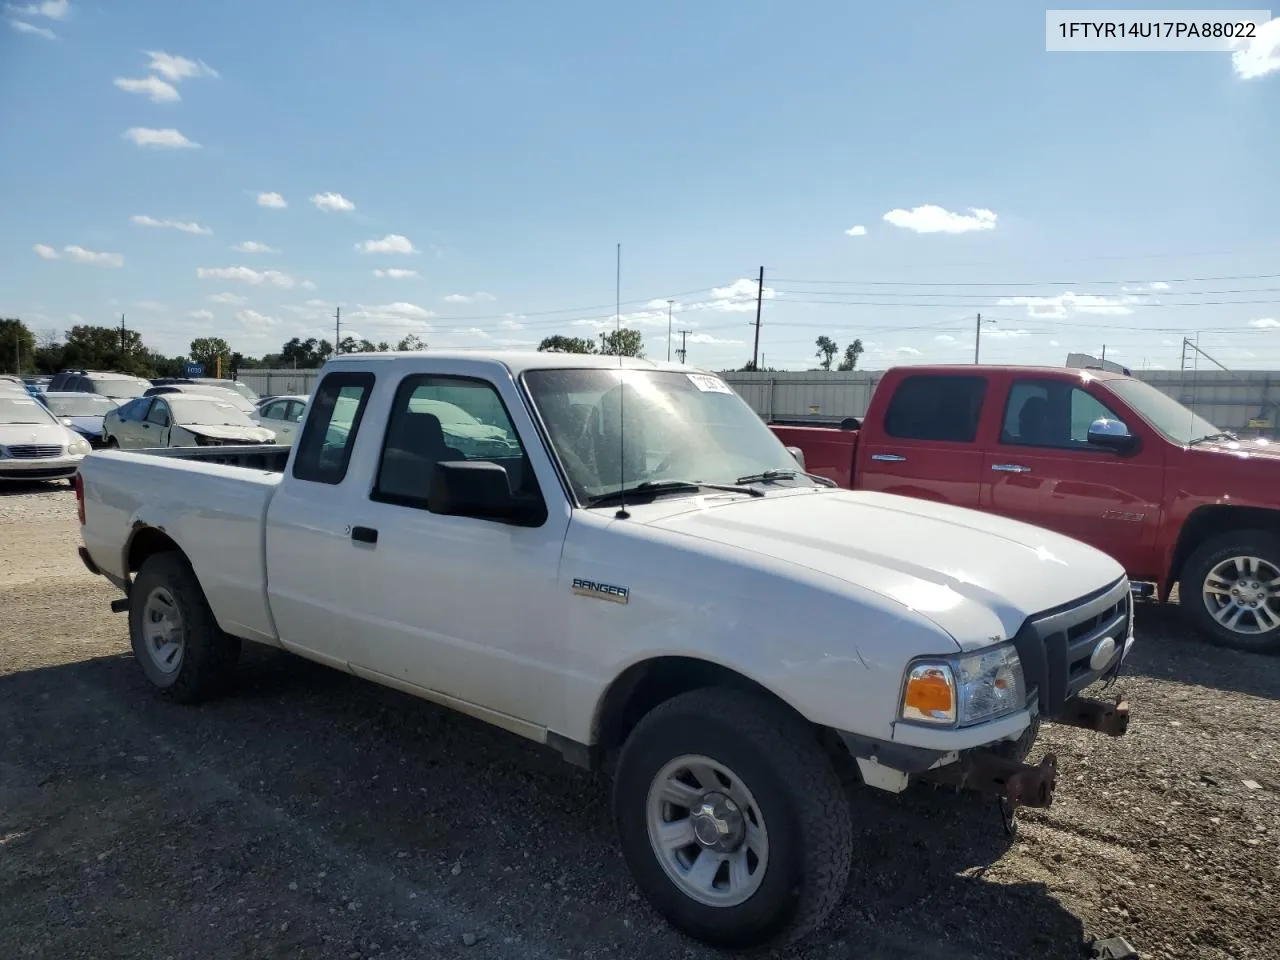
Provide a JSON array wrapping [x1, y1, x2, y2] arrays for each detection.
[[1, 483, 1277, 960]]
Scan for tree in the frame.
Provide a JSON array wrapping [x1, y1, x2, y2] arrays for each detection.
[[396, 333, 428, 351], [61, 324, 150, 375], [0, 318, 36, 375], [815, 335, 838, 371], [189, 337, 231, 376], [278, 337, 332, 368], [836, 339, 864, 371], [338, 336, 379, 354], [537, 334, 597, 354], [600, 328, 644, 358]]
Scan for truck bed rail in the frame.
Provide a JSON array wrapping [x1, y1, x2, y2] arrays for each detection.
[[127, 444, 291, 472]]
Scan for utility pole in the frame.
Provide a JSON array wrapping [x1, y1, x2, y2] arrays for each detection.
[[751, 266, 764, 370], [599, 332, 607, 353], [1100, 344, 1107, 364], [677, 329, 691, 364], [973, 312, 981, 363], [666, 299, 674, 362], [334, 306, 341, 354], [119, 313, 127, 356]]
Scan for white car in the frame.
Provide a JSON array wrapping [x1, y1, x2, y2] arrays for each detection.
[[75, 351, 1134, 950], [250, 394, 309, 446], [103, 394, 276, 449], [144, 383, 258, 415], [0, 393, 91, 484]]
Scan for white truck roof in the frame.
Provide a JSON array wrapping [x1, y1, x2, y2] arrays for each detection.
[[322, 350, 704, 376]]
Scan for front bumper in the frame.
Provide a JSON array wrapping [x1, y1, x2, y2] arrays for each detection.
[[0, 455, 84, 480]]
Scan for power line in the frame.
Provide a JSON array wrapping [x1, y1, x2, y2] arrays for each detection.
[[768, 272, 1280, 288]]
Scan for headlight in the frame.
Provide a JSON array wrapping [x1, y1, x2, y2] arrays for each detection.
[[900, 643, 1026, 728], [68, 436, 91, 456]]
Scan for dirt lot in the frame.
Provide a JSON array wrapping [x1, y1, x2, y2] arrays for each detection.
[[1, 484, 1277, 960]]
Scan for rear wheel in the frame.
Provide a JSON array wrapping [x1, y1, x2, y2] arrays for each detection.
[[612, 688, 852, 950], [129, 551, 241, 701], [1182, 532, 1280, 654], [104, 437, 118, 449]]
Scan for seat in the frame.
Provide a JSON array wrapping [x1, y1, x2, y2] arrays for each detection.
[[1017, 395, 1052, 445], [378, 411, 466, 500]]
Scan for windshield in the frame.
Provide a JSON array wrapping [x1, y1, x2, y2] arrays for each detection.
[[1104, 377, 1222, 446], [523, 368, 812, 503], [198, 379, 258, 402], [169, 398, 257, 427], [92, 378, 147, 399], [45, 395, 116, 417], [0, 397, 59, 426]]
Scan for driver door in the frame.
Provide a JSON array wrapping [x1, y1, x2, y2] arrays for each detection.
[[140, 397, 173, 447]]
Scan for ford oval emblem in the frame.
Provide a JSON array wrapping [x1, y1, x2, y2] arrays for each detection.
[[1089, 635, 1118, 672]]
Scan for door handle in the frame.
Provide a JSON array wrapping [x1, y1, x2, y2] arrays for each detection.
[[991, 463, 1031, 473], [871, 453, 907, 462], [351, 526, 379, 544]]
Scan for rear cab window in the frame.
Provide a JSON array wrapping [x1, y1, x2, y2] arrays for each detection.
[[881, 374, 989, 443], [292, 372, 376, 484]]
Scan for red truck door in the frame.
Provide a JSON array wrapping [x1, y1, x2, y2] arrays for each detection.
[[856, 371, 989, 507], [980, 374, 1165, 576]]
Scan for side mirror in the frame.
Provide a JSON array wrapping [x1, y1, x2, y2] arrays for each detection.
[[786, 445, 807, 469], [1087, 417, 1137, 452], [427, 460, 544, 525]]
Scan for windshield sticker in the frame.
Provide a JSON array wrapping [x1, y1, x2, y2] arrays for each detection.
[[687, 373, 733, 394]]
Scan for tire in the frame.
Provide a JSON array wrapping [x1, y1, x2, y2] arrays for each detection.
[[128, 551, 241, 702], [1181, 531, 1280, 654], [612, 688, 852, 950], [105, 437, 118, 449]]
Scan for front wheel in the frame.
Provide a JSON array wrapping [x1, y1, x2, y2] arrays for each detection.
[[612, 688, 852, 950], [1182, 532, 1280, 653]]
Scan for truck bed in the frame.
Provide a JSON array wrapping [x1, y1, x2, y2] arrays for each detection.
[[769, 422, 860, 487]]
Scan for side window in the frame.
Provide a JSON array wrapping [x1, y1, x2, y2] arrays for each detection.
[[261, 400, 285, 420], [882, 375, 988, 443], [291, 372, 375, 484], [121, 398, 151, 422], [1001, 379, 1122, 448], [373, 375, 528, 508], [146, 400, 171, 426]]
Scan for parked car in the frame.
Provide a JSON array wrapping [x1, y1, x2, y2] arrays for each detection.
[[769, 364, 1280, 654], [0, 393, 90, 483], [151, 377, 259, 404], [76, 351, 1134, 950], [38, 392, 115, 448], [103, 394, 276, 448], [143, 383, 257, 415], [49, 370, 150, 401], [249, 394, 308, 446]]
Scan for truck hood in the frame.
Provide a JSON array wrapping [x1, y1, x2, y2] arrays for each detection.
[[645, 489, 1126, 648], [184, 424, 275, 442]]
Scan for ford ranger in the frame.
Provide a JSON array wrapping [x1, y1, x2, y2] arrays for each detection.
[[75, 351, 1134, 950], [770, 364, 1280, 654]]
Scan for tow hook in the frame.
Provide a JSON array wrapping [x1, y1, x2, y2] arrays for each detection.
[[1054, 694, 1130, 737], [920, 750, 1058, 809]]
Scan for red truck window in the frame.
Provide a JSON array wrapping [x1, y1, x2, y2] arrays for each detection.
[[883, 375, 987, 443], [1000, 378, 1123, 449]]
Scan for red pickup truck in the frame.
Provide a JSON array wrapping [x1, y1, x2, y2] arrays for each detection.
[[769, 364, 1280, 653]]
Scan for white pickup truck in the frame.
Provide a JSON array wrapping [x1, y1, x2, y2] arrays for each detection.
[[75, 351, 1135, 949]]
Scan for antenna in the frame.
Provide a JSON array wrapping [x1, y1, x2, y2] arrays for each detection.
[[615, 242, 629, 519]]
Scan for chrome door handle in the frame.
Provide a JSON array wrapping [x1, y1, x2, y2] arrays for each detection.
[[871, 453, 907, 462], [991, 463, 1031, 473]]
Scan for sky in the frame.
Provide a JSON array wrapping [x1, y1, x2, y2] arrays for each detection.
[[2, 1, 1279, 373]]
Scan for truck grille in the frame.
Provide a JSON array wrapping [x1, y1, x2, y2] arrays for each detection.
[[1012, 576, 1131, 718], [7, 444, 63, 459]]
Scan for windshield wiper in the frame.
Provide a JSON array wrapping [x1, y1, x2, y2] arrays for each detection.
[[735, 468, 838, 488], [586, 479, 764, 507], [1188, 431, 1239, 446]]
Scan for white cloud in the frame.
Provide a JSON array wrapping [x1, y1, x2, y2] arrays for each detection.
[[934, 334, 955, 342], [196, 266, 295, 288], [499, 313, 525, 329], [233, 240, 280, 254], [996, 291, 1134, 319], [114, 75, 179, 103], [983, 327, 1030, 339], [256, 192, 286, 209], [134, 300, 167, 312], [1049, 340, 1061, 347], [33, 243, 58, 259], [356, 233, 417, 254], [895, 346, 922, 356], [300, 280, 317, 290], [685, 333, 744, 345], [1149, 281, 1171, 291], [348, 301, 434, 323], [237, 308, 279, 329], [131, 214, 211, 234], [310, 192, 355, 213], [1249, 317, 1280, 328], [883, 205, 997, 234], [145, 51, 219, 82], [123, 127, 200, 149], [9, 1, 68, 19], [61, 245, 124, 267], [705, 277, 777, 313], [208, 292, 247, 305], [1232, 17, 1280, 79], [373, 268, 419, 279], [844, 225, 867, 237], [442, 292, 495, 304], [10, 19, 54, 38], [188, 309, 214, 321]]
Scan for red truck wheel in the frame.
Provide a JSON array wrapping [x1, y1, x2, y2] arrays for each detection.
[[1182, 532, 1280, 654]]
